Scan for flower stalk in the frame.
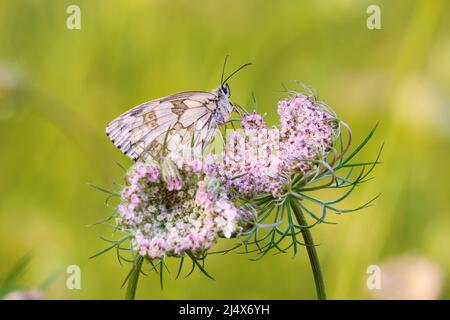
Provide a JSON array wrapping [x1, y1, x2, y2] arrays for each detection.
[[290, 198, 326, 300]]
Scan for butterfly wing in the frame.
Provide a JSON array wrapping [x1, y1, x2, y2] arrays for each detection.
[[106, 91, 218, 161]]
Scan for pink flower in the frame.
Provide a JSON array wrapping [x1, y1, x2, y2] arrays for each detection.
[[241, 111, 267, 130], [195, 184, 210, 205], [167, 179, 183, 191], [146, 165, 160, 182], [136, 165, 147, 178], [187, 160, 203, 172], [130, 194, 140, 204]]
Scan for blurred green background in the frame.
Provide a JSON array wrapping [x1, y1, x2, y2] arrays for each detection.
[[1, 0, 449, 299]]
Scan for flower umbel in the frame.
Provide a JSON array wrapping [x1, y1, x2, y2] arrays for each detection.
[[220, 91, 381, 261], [278, 94, 340, 174], [117, 159, 251, 260], [216, 93, 341, 199]]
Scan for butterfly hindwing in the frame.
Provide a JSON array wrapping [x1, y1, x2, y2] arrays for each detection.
[[106, 91, 218, 161]]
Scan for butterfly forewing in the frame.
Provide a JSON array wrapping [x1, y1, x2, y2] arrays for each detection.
[[106, 91, 221, 161]]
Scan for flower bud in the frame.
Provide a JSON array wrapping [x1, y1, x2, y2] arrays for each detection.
[[161, 159, 183, 191]]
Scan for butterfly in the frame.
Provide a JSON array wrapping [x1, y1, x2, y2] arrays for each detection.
[[106, 59, 251, 161]]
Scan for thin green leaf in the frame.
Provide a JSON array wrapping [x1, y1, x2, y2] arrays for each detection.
[[86, 182, 120, 196], [186, 251, 214, 280], [341, 123, 378, 166]]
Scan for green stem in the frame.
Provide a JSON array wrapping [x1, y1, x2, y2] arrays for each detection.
[[125, 256, 144, 300], [290, 198, 327, 300]]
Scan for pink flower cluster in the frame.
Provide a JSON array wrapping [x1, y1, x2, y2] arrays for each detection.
[[240, 111, 267, 131], [117, 160, 251, 260], [216, 113, 284, 198], [278, 94, 339, 173], [215, 94, 339, 198]]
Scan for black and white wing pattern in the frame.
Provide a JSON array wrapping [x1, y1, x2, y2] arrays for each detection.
[[106, 91, 219, 161]]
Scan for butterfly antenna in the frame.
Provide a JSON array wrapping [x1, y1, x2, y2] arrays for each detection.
[[220, 55, 230, 84], [222, 62, 252, 84]]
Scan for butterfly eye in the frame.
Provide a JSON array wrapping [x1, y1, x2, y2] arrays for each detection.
[[222, 84, 230, 97]]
